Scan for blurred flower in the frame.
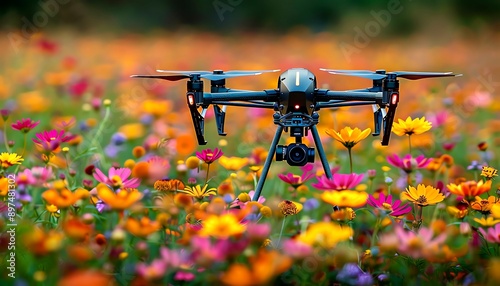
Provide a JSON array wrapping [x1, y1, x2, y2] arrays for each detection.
[[0, 177, 8, 196], [481, 166, 498, 180], [282, 239, 313, 259], [392, 116, 432, 136], [470, 196, 498, 214], [154, 179, 185, 192], [196, 148, 223, 164], [403, 184, 445, 207], [467, 160, 484, 171], [325, 126, 371, 148], [447, 180, 491, 199], [474, 217, 500, 227], [53, 116, 76, 131], [312, 173, 364, 191], [96, 183, 142, 210], [479, 224, 500, 243], [278, 200, 303, 216], [199, 213, 246, 238], [181, 184, 216, 200], [446, 205, 468, 219], [297, 222, 353, 249], [395, 226, 447, 258], [337, 263, 374, 286], [367, 192, 412, 217], [0, 152, 23, 169], [42, 186, 89, 209], [118, 123, 145, 140], [11, 118, 40, 133], [320, 190, 368, 208], [93, 167, 140, 189], [387, 154, 430, 173], [331, 207, 356, 222], [478, 141, 488, 151], [175, 134, 197, 156], [24, 227, 64, 256], [125, 217, 161, 238], [219, 156, 249, 171]]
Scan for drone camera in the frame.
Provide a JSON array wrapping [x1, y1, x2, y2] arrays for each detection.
[[276, 143, 315, 166]]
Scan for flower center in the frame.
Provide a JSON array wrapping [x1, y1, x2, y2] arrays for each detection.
[[417, 195, 427, 204], [111, 175, 123, 187], [382, 203, 393, 211]]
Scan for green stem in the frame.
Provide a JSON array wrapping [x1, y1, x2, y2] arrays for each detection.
[[348, 147, 353, 173], [205, 163, 211, 185], [371, 217, 381, 247], [408, 135, 412, 155], [277, 216, 287, 248], [21, 133, 27, 157], [3, 121, 11, 152], [90, 106, 111, 149]]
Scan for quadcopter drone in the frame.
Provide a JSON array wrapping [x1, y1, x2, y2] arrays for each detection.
[[132, 68, 461, 200]]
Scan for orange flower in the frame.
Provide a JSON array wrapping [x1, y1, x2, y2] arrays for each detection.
[[125, 217, 161, 238], [58, 270, 114, 286], [42, 187, 89, 209], [63, 218, 92, 241], [175, 134, 197, 156], [96, 183, 142, 210], [447, 180, 492, 199], [24, 227, 64, 256]]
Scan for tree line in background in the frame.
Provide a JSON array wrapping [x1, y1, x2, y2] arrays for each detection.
[[0, 0, 499, 34]]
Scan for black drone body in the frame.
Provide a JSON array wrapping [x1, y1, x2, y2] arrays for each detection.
[[132, 67, 460, 200]]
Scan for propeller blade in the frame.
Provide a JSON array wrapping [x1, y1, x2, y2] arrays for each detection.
[[156, 69, 280, 80], [393, 71, 462, 80], [130, 74, 190, 81], [223, 69, 281, 74], [320, 68, 375, 74], [322, 71, 387, 80], [156, 70, 212, 74]]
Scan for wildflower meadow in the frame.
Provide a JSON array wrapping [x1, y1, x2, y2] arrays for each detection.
[[1, 13, 500, 286]]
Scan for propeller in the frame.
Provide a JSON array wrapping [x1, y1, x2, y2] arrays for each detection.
[[154, 69, 281, 81], [320, 68, 462, 80], [130, 74, 191, 81]]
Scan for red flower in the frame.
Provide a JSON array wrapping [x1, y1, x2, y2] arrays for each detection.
[[11, 118, 40, 133], [196, 148, 223, 164]]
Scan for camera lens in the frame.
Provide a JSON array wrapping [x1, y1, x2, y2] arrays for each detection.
[[276, 145, 285, 161], [288, 144, 307, 164]]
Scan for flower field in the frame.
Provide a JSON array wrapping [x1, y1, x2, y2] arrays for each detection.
[[0, 31, 499, 285]]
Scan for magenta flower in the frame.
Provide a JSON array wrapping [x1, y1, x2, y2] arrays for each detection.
[[11, 118, 40, 133], [93, 167, 140, 189], [196, 148, 223, 164], [394, 226, 447, 258], [387, 154, 430, 173], [32, 129, 77, 152], [278, 163, 315, 188], [479, 224, 500, 243], [312, 173, 364, 191], [367, 192, 412, 217]]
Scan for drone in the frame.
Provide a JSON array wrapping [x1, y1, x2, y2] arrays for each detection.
[[132, 68, 461, 200]]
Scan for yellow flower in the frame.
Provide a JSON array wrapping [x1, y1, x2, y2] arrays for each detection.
[[481, 166, 498, 180], [392, 116, 432, 136], [219, 156, 249, 171], [447, 180, 491, 199], [403, 184, 445, 206], [470, 196, 498, 214], [96, 183, 143, 210], [0, 152, 24, 169], [320, 190, 368, 208], [474, 216, 500, 227], [199, 213, 246, 238], [331, 207, 356, 222], [181, 184, 217, 200], [325, 127, 371, 148], [491, 204, 500, 219], [118, 123, 145, 140], [277, 200, 303, 216], [297, 222, 353, 249], [446, 206, 468, 219]]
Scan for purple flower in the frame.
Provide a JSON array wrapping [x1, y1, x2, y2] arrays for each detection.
[[387, 154, 430, 173], [367, 192, 412, 217], [312, 173, 364, 191]]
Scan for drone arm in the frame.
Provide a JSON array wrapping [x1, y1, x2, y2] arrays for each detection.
[[203, 90, 278, 104], [381, 92, 399, 146], [315, 89, 382, 102]]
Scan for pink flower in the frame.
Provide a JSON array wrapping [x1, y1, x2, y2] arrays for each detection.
[[479, 224, 500, 243], [387, 154, 430, 173], [30, 167, 54, 186], [93, 167, 140, 189], [11, 118, 40, 133], [136, 259, 167, 280], [367, 192, 412, 217], [312, 173, 364, 191], [69, 78, 88, 98], [16, 169, 37, 186], [196, 148, 223, 164], [282, 239, 313, 259], [278, 163, 315, 188], [32, 129, 77, 152], [395, 226, 447, 258]]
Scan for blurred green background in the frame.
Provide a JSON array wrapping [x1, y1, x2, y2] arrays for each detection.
[[1, 0, 499, 35]]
